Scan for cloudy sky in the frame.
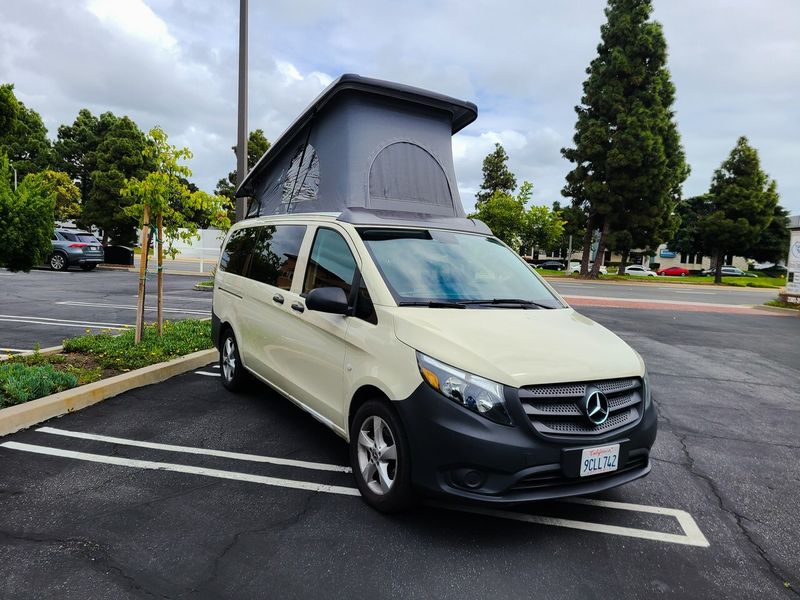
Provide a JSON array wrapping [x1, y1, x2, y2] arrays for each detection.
[[1, 0, 798, 215]]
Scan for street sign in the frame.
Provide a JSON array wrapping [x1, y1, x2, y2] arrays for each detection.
[[787, 230, 800, 296]]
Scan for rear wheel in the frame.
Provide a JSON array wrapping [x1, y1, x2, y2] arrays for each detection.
[[49, 253, 68, 271], [219, 330, 247, 392], [350, 400, 414, 513], [81, 264, 97, 271]]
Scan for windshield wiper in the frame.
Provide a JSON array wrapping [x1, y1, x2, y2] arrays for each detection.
[[397, 300, 467, 309], [459, 298, 555, 309]]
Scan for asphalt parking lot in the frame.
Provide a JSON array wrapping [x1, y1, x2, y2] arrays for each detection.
[[0, 268, 210, 354], [1, 301, 797, 599]]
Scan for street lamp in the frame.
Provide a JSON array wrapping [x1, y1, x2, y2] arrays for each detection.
[[11, 166, 17, 190], [235, 0, 249, 222]]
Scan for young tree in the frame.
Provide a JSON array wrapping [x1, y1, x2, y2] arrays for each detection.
[[470, 190, 525, 248], [0, 84, 53, 179], [561, 0, 688, 278], [214, 129, 271, 201], [698, 137, 779, 283], [0, 155, 55, 272], [521, 205, 566, 258], [35, 170, 82, 221], [122, 127, 231, 341], [475, 143, 516, 206]]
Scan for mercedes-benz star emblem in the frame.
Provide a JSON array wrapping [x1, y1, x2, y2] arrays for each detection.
[[582, 388, 610, 426]]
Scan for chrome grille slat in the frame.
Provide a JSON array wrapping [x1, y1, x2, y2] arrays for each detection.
[[520, 378, 643, 437]]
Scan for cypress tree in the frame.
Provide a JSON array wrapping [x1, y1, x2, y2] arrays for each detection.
[[476, 143, 516, 206], [562, 0, 688, 277]]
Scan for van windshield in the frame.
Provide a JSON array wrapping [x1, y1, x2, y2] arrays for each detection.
[[358, 228, 564, 308]]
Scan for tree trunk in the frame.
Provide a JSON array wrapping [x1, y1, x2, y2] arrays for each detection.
[[590, 218, 609, 279], [619, 248, 629, 276], [579, 213, 595, 277], [157, 213, 164, 336], [714, 249, 723, 285], [135, 205, 150, 344]]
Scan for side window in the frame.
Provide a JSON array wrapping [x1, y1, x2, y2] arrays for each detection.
[[248, 225, 306, 290], [219, 227, 258, 276], [303, 228, 357, 296]]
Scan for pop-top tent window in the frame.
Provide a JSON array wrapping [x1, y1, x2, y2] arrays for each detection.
[[368, 142, 452, 211], [282, 144, 320, 210]]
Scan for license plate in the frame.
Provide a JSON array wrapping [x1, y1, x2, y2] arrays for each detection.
[[579, 444, 620, 477]]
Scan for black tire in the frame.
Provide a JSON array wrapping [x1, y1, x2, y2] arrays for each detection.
[[350, 399, 414, 513], [81, 264, 97, 271], [219, 329, 247, 392], [49, 252, 68, 271]]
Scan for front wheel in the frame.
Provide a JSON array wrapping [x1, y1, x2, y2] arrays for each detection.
[[219, 330, 247, 392], [350, 400, 414, 513]]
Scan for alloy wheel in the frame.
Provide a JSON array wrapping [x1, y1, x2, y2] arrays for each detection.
[[357, 415, 397, 495], [50, 254, 65, 270], [222, 337, 236, 382]]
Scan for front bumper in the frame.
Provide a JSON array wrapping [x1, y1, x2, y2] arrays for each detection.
[[393, 382, 657, 504]]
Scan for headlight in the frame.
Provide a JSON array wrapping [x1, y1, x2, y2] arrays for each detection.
[[643, 368, 652, 409], [416, 352, 512, 426]]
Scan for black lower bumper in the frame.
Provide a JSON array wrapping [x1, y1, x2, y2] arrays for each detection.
[[393, 382, 657, 504]]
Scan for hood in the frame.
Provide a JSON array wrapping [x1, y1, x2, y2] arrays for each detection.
[[392, 307, 644, 388]]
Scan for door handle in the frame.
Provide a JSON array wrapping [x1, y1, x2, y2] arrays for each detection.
[[272, 294, 284, 305], [291, 302, 305, 313]]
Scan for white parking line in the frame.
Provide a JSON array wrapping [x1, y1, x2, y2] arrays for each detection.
[[0, 442, 360, 496], [35, 427, 352, 473], [0, 314, 129, 327], [8, 432, 710, 547], [55, 301, 210, 316], [195, 371, 220, 377], [0, 317, 128, 330]]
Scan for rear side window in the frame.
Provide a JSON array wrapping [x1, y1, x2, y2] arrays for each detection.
[[60, 232, 77, 242], [249, 225, 306, 290], [76, 234, 99, 244], [303, 228, 357, 296], [219, 227, 259, 276]]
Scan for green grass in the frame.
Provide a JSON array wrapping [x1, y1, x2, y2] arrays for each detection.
[[765, 299, 800, 310], [63, 319, 213, 371], [536, 269, 784, 288], [195, 280, 214, 289]]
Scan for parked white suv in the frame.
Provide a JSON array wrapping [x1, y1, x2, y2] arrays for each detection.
[[211, 213, 657, 512]]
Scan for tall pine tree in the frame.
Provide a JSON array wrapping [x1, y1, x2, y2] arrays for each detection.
[[562, 0, 688, 277], [475, 143, 516, 206]]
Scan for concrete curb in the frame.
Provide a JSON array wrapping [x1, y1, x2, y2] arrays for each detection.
[[1, 345, 63, 362], [752, 304, 800, 315], [0, 348, 217, 438]]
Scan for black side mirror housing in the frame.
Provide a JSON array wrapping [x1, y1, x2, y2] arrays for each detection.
[[305, 287, 350, 315]]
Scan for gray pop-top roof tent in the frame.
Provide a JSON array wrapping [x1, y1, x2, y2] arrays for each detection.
[[237, 74, 488, 232]]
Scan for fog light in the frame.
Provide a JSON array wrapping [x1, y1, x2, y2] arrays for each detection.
[[463, 470, 484, 488]]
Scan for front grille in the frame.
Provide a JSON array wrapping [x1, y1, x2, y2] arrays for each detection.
[[519, 377, 643, 438], [510, 454, 649, 492]]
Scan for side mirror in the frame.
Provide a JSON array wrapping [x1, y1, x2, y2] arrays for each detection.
[[305, 287, 349, 315]]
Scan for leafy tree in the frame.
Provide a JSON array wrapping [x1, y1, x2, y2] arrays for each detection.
[[0, 155, 55, 272], [697, 137, 779, 283], [470, 190, 525, 248], [0, 84, 53, 179], [552, 200, 588, 263], [33, 170, 82, 221], [475, 143, 516, 206], [83, 115, 153, 245], [561, 0, 688, 278], [748, 203, 790, 264], [214, 129, 271, 201], [668, 194, 712, 263], [522, 205, 566, 258], [122, 127, 231, 340], [53, 109, 102, 208]]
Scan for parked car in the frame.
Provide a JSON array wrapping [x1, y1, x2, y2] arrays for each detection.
[[657, 266, 689, 277], [49, 229, 105, 271], [701, 266, 756, 278], [569, 262, 608, 275], [622, 265, 658, 277], [536, 260, 566, 271]]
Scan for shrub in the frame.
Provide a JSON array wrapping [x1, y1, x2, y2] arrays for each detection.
[[0, 363, 78, 406]]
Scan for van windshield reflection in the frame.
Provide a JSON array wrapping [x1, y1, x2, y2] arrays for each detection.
[[358, 228, 563, 308]]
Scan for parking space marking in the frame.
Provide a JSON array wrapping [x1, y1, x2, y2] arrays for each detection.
[[195, 371, 220, 377], [55, 301, 210, 316], [0, 314, 129, 327], [35, 427, 353, 473], [5, 435, 709, 547], [433, 501, 710, 547], [1, 442, 360, 495], [0, 317, 128, 330]]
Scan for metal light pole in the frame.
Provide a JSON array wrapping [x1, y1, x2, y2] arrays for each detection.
[[235, 0, 249, 222], [12, 167, 17, 191]]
